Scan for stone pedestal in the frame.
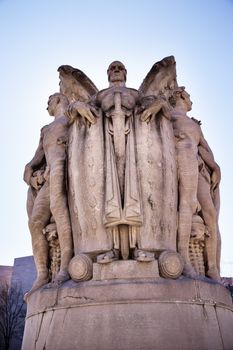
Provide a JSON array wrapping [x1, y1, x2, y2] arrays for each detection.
[[22, 264, 233, 350], [93, 260, 160, 280]]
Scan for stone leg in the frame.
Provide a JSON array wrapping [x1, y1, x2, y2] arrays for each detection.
[[216, 225, 221, 274], [197, 175, 220, 280], [49, 160, 73, 284], [27, 183, 51, 295], [26, 187, 36, 218], [177, 151, 198, 278], [212, 187, 221, 274]]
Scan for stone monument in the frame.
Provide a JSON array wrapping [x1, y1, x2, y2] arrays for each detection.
[[22, 56, 233, 350]]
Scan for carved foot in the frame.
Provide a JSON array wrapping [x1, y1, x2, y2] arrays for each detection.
[[182, 263, 198, 279], [24, 273, 49, 301], [134, 249, 155, 262], [206, 267, 221, 281], [47, 269, 70, 287], [97, 250, 119, 264]]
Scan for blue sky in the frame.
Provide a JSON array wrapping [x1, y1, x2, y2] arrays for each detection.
[[0, 0, 233, 276]]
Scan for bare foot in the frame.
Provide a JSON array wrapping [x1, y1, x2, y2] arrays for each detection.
[[134, 249, 155, 262], [48, 270, 70, 287], [206, 267, 221, 281], [97, 250, 119, 264], [24, 273, 49, 301], [182, 263, 198, 279]]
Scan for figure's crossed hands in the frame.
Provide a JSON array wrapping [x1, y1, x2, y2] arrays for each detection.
[[67, 101, 96, 125]]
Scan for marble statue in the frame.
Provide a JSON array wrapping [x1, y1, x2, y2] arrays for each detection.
[[63, 57, 178, 266], [197, 143, 221, 274], [23, 57, 233, 350], [24, 56, 221, 293], [24, 93, 73, 296], [169, 87, 220, 280]]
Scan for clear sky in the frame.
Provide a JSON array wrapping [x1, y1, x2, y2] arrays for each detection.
[[0, 0, 233, 276]]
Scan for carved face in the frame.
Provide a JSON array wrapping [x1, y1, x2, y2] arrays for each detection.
[[47, 95, 59, 116], [181, 90, 193, 112], [107, 61, 127, 83]]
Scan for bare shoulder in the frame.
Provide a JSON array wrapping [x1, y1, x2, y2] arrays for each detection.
[[40, 124, 49, 135]]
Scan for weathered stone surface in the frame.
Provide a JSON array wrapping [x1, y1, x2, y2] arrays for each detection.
[[22, 279, 233, 350], [66, 59, 178, 262], [24, 93, 73, 297], [93, 260, 159, 280], [68, 254, 93, 281], [24, 57, 222, 293], [22, 57, 228, 350], [170, 88, 220, 280], [158, 251, 184, 278]]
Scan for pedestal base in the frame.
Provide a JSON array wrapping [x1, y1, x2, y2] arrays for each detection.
[[93, 260, 160, 280], [22, 276, 233, 350]]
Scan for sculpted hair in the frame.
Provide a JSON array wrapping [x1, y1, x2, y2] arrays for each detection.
[[169, 86, 186, 107], [48, 93, 69, 107]]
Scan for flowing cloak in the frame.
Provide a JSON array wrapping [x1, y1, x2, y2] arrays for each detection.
[[62, 57, 178, 256], [68, 106, 177, 256], [67, 113, 113, 256], [135, 111, 177, 251]]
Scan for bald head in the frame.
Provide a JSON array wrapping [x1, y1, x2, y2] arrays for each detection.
[[107, 61, 127, 85]]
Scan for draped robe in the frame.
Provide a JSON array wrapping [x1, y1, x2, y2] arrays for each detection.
[[68, 89, 177, 257]]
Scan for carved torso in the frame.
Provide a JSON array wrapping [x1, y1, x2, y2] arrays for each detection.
[[96, 87, 140, 116], [171, 112, 201, 148], [42, 116, 69, 166]]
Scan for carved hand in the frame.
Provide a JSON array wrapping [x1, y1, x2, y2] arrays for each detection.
[[67, 101, 96, 125], [141, 98, 170, 123], [30, 176, 42, 191]]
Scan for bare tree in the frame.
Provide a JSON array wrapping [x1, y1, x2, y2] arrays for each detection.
[[0, 282, 26, 350]]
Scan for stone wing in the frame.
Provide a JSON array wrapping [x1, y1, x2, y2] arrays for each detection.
[[58, 65, 98, 103], [139, 56, 178, 99]]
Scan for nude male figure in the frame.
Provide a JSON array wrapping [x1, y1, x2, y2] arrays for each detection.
[[24, 93, 73, 295], [170, 88, 220, 280]]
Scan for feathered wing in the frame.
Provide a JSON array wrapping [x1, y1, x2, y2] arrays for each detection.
[[139, 55, 178, 98], [58, 65, 98, 103]]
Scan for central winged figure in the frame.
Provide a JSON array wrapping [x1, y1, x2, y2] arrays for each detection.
[[58, 57, 178, 267]]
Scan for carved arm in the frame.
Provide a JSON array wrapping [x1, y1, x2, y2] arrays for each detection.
[[67, 101, 97, 125], [23, 129, 45, 187], [198, 140, 221, 191], [140, 96, 171, 123]]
